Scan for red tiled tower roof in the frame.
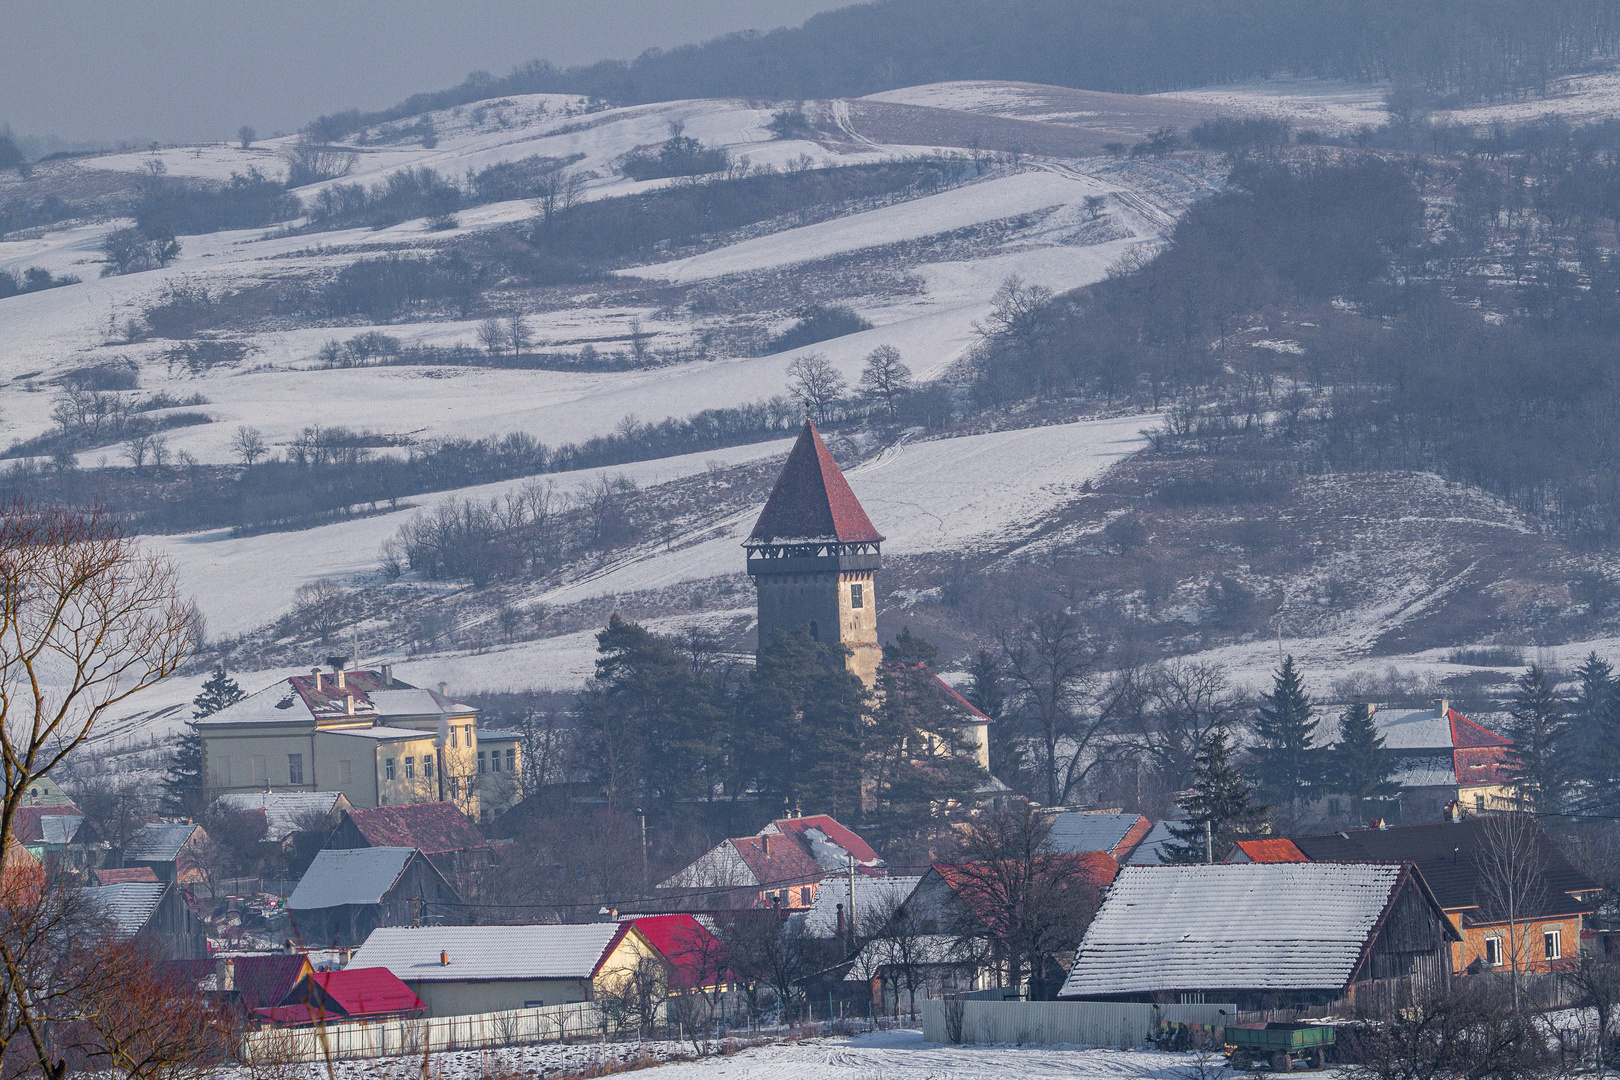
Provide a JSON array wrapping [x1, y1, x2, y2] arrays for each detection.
[[749, 423, 883, 544]]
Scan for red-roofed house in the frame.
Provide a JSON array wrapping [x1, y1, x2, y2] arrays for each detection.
[[325, 802, 490, 881], [746, 422, 885, 686], [257, 967, 424, 1026], [1226, 838, 1309, 863], [628, 915, 730, 990], [657, 814, 885, 911]]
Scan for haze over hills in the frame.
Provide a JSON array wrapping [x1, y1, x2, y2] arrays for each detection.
[[9, 42, 1620, 762]]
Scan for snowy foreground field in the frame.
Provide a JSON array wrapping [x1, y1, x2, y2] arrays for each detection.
[[242, 1030, 1212, 1080]]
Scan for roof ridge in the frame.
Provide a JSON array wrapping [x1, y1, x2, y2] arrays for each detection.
[[748, 422, 883, 544]]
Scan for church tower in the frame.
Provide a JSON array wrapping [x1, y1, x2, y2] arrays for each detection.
[[746, 422, 883, 687]]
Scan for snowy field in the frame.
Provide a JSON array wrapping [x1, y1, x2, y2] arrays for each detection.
[[225, 1029, 1218, 1080]]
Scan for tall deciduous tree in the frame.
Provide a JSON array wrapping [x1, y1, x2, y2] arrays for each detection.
[[1503, 664, 1570, 813], [1164, 727, 1268, 863], [858, 344, 911, 418], [1329, 701, 1398, 818], [1250, 655, 1318, 812], [1001, 611, 1112, 806]]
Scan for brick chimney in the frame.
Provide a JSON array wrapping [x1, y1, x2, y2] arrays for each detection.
[[311, 668, 322, 693]]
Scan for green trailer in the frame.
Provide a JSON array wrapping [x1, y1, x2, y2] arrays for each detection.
[[1226, 1022, 1335, 1071]]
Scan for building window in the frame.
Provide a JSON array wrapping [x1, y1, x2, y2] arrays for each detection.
[[800, 886, 812, 905], [1484, 936, 1504, 967], [506, 748, 515, 772], [450, 727, 458, 748], [424, 754, 435, 778], [809, 620, 819, 641], [385, 758, 395, 781], [523, 1000, 545, 1008], [1475, 794, 1486, 812], [1327, 798, 1342, 818], [338, 759, 352, 783], [449, 777, 460, 798], [851, 583, 864, 609], [252, 756, 267, 784], [478, 751, 486, 774], [404, 757, 415, 779], [288, 754, 303, 785], [465, 724, 472, 745], [1546, 929, 1562, 960]]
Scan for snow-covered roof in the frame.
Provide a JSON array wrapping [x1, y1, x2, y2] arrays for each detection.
[[1045, 812, 1149, 858], [802, 875, 922, 938], [212, 792, 349, 841], [36, 815, 82, 846], [350, 923, 631, 982], [1061, 863, 1410, 997], [323, 725, 437, 741], [288, 847, 416, 910], [1392, 756, 1458, 788], [1124, 821, 1180, 865], [196, 670, 475, 729], [83, 881, 168, 938], [124, 822, 201, 862]]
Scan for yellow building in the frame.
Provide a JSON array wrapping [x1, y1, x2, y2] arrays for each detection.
[[196, 666, 521, 820]]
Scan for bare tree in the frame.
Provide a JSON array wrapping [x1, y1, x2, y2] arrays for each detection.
[[1130, 661, 1246, 791], [123, 434, 153, 473], [1001, 611, 1111, 806], [530, 169, 586, 230], [290, 578, 350, 643], [280, 135, 356, 187], [476, 318, 505, 358], [858, 345, 911, 418], [628, 318, 652, 365], [237, 125, 256, 150], [505, 316, 532, 359], [861, 894, 937, 1020], [786, 353, 846, 425], [231, 425, 266, 466], [1569, 947, 1620, 1073], [1477, 811, 1549, 1012]]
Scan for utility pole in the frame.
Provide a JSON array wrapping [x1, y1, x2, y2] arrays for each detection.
[[636, 807, 648, 890], [1205, 819, 1213, 864], [846, 854, 856, 951]]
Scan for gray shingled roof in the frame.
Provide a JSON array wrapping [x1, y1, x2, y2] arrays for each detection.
[[123, 822, 199, 862], [1125, 821, 1179, 865], [212, 792, 347, 841], [349, 923, 627, 982], [802, 875, 921, 938], [83, 881, 168, 937], [288, 847, 415, 910], [1060, 863, 1407, 997], [1045, 812, 1144, 856]]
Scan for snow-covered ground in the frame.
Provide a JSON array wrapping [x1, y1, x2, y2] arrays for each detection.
[[1153, 77, 1390, 133]]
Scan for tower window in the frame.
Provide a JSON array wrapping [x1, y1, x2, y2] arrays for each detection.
[[809, 620, 819, 641], [851, 583, 864, 609]]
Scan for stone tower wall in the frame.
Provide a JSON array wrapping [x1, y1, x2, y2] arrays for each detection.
[[754, 569, 880, 687]]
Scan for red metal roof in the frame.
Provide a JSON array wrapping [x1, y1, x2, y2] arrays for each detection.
[[343, 803, 485, 855], [1449, 708, 1511, 749], [1230, 839, 1309, 863], [733, 834, 826, 887], [748, 422, 883, 544], [629, 915, 729, 989], [90, 866, 159, 885], [301, 968, 424, 1018]]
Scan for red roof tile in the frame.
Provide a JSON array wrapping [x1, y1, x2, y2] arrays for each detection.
[[630, 915, 729, 988], [1449, 709, 1512, 749], [749, 422, 882, 544], [343, 803, 485, 855], [768, 815, 881, 865], [91, 867, 159, 885], [733, 834, 826, 887], [1231, 839, 1309, 863]]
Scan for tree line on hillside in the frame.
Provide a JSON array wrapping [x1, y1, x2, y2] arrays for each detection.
[[305, 0, 1620, 139]]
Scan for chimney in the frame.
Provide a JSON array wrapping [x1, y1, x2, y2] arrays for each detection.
[[1437, 698, 1450, 718], [836, 903, 845, 940], [382, 664, 393, 687], [440, 951, 450, 967], [217, 958, 236, 992], [336, 668, 346, 691], [438, 681, 448, 699], [346, 694, 355, 716], [311, 668, 322, 693]]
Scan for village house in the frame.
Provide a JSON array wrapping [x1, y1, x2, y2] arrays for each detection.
[[1312, 700, 1518, 822], [13, 804, 100, 874], [197, 953, 313, 1016], [194, 665, 520, 819], [121, 821, 210, 884], [657, 813, 884, 911], [622, 914, 731, 993], [1288, 816, 1597, 975], [322, 801, 490, 884], [348, 922, 664, 1016], [83, 879, 209, 959], [1042, 811, 1155, 863], [1124, 821, 1181, 865], [1060, 862, 1459, 1011], [287, 846, 461, 947], [256, 967, 426, 1026], [801, 874, 923, 941], [211, 791, 354, 844]]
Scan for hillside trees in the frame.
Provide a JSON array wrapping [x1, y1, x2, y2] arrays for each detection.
[[999, 611, 1118, 807]]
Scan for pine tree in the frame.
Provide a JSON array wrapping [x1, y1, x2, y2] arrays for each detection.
[[192, 665, 245, 718], [161, 727, 207, 818], [1164, 728, 1269, 863], [1330, 702, 1398, 817], [1503, 664, 1571, 812], [1250, 655, 1318, 811]]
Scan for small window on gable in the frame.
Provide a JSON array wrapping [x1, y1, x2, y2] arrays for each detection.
[[1484, 936, 1504, 967], [851, 583, 864, 609], [1545, 929, 1562, 960]]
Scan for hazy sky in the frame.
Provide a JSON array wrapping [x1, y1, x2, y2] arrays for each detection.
[[2, 1, 849, 145]]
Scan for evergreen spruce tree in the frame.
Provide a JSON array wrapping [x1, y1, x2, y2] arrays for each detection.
[[1164, 728, 1269, 863], [1574, 652, 1615, 789], [193, 665, 245, 718], [1503, 664, 1571, 812], [1330, 701, 1398, 818], [1250, 655, 1318, 811], [162, 665, 245, 818]]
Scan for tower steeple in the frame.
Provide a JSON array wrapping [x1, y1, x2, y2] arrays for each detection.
[[746, 422, 883, 685]]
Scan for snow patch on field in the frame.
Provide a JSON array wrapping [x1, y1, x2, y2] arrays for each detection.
[[1153, 77, 1390, 133]]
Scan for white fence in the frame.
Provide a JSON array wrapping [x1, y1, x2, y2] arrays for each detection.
[[920, 999, 1237, 1048], [240, 1000, 636, 1063]]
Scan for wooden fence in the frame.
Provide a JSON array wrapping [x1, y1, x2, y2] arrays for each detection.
[[240, 1000, 637, 1063], [920, 999, 1237, 1048]]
